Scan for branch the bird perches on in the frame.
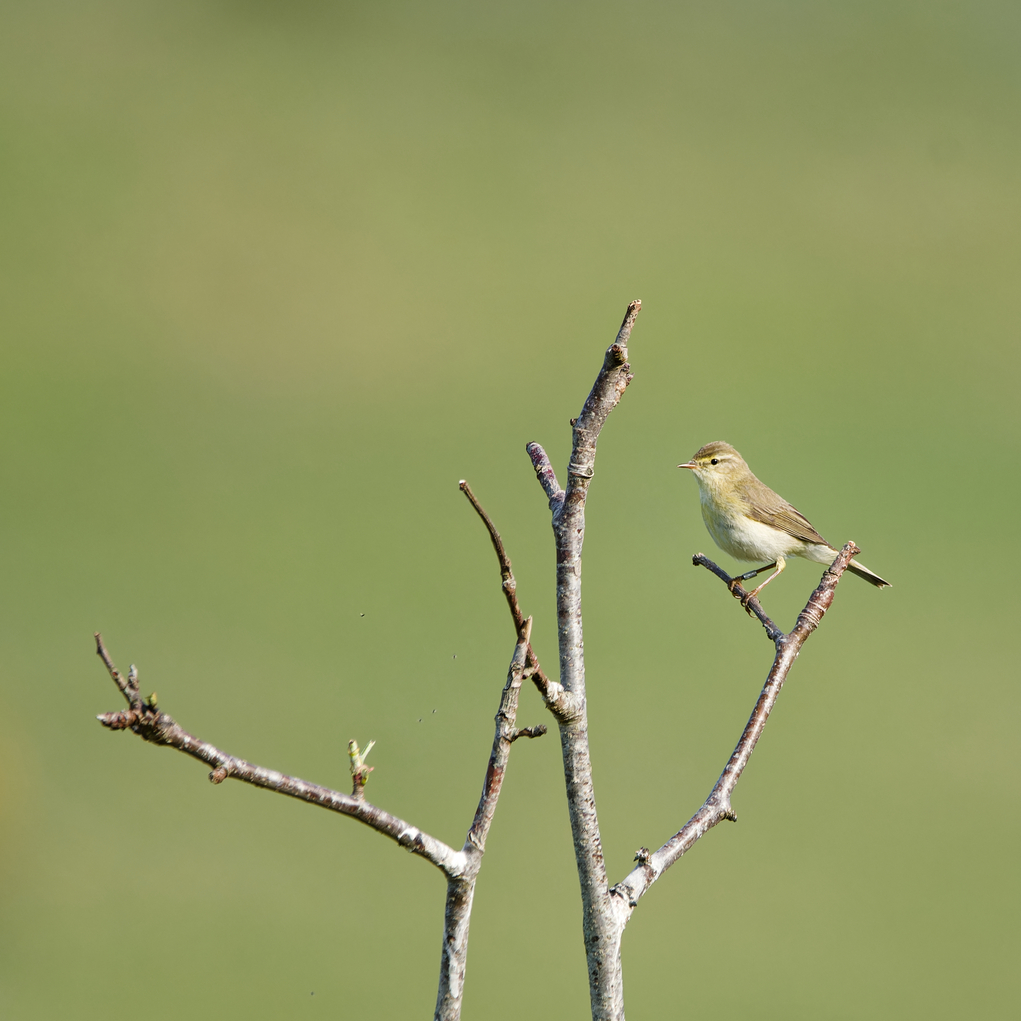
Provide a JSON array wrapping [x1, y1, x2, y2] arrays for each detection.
[[95, 299, 860, 1021]]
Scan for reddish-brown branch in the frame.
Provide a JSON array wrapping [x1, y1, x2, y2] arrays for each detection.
[[458, 481, 557, 702], [610, 542, 861, 912]]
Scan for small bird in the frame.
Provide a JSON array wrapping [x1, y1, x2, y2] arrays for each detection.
[[678, 441, 890, 600]]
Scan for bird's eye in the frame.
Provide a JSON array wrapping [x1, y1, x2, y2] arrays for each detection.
[[710, 458, 719, 465]]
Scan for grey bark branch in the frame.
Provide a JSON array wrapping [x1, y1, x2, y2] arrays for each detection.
[[435, 621, 540, 1020], [527, 443, 564, 507], [527, 300, 640, 1021], [522, 305, 855, 1021], [465, 619, 537, 856], [93, 297, 860, 1020], [95, 623, 544, 1021], [609, 542, 860, 914], [94, 634, 467, 875]]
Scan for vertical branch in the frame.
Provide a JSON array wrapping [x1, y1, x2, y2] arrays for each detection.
[[556, 299, 639, 697], [434, 621, 546, 1021], [527, 300, 640, 1021], [435, 879, 478, 1021], [465, 619, 537, 855]]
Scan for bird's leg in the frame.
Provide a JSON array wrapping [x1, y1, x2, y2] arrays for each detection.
[[729, 561, 776, 593], [736, 562, 776, 582], [742, 556, 786, 606]]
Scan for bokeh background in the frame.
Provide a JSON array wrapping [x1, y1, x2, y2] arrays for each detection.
[[2, 1, 1018, 1017]]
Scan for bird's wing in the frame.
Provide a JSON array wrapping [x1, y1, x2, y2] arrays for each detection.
[[746, 500, 831, 547]]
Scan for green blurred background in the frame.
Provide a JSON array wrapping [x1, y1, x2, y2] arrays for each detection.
[[1, 1, 1018, 1017]]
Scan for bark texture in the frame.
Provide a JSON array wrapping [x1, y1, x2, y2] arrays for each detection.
[[95, 619, 545, 1021], [526, 300, 639, 1020]]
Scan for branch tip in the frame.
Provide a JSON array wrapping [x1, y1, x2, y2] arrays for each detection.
[[95, 656, 465, 876], [463, 483, 555, 699], [691, 553, 782, 640], [349, 738, 375, 794], [613, 299, 641, 349]]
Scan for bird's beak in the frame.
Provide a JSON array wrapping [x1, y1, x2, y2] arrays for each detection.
[[677, 461, 697, 470]]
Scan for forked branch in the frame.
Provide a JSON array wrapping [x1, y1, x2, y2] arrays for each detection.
[[92, 295, 860, 1021], [610, 542, 861, 912], [459, 480, 575, 718], [95, 622, 546, 1021], [458, 481, 561, 704]]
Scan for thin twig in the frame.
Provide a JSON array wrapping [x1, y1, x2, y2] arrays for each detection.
[[94, 633, 467, 878], [511, 725, 547, 741], [526, 443, 564, 510], [458, 481, 558, 703], [610, 542, 860, 912], [690, 553, 786, 642]]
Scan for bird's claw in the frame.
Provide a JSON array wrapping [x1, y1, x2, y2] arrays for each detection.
[[728, 578, 758, 615]]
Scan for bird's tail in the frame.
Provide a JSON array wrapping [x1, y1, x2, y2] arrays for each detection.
[[848, 559, 891, 588]]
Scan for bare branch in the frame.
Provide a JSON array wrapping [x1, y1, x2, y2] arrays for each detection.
[[95, 637, 141, 709], [690, 553, 786, 642], [527, 300, 640, 1021], [610, 542, 861, 912], [94, 633, 467, 878], [465, 618, 536, 854], [511, 725, 547, 742], [458, 481, 559, 705], [435, 620, 545, 1021], [566, 299, 639, 493], [97, 617, 545, 1021], [526, 442, 564, 510]]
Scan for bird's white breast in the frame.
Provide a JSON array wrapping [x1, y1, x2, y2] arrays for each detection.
[[700, 495, 803, 563]]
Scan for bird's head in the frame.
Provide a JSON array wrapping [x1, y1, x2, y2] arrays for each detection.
[[677, 442, 750, 494]]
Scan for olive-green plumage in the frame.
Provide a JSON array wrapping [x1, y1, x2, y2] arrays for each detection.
[[678, 441, 890, 595]]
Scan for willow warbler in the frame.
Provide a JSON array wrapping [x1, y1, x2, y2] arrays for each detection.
[[678, 441, 890, 599]]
